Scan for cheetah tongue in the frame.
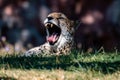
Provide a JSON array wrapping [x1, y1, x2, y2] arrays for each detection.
[[47, 33, 58, 43]]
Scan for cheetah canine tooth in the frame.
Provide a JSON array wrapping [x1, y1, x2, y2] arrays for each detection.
[[51, 24, 53, 28]]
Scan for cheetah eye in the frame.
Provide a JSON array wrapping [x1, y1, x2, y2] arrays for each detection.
[[58, 17, 64, 19]]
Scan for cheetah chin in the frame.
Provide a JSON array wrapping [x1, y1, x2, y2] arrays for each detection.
[[23, 12, 75, 56]]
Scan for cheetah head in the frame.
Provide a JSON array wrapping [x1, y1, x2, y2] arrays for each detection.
[[44, 12, 74, 46]]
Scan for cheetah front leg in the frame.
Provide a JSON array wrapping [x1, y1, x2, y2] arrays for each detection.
[[22, 43, 51, 57]]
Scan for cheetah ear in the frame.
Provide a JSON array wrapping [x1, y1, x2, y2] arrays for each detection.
[[74, 20, 81, 30]]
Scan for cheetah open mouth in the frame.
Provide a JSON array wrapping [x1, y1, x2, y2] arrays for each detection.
[[45, 23, 61, 45]]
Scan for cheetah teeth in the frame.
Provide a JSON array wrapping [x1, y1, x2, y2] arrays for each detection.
[[51, 24, 53, 28], [45, 24, 47, 27]]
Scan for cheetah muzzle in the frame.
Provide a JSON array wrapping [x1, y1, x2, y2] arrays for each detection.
[[23, 12, 75, 56]]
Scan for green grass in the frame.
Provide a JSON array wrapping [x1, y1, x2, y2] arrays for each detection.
[[0, 51, 120, 80]]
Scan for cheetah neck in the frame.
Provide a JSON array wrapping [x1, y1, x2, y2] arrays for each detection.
[[54, 34, 74, 48]]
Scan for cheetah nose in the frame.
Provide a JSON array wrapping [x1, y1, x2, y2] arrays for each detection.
[[47, 17, 53, 20]]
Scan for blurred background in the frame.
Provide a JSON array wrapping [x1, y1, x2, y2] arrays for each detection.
[[0, 0, 120, 53]]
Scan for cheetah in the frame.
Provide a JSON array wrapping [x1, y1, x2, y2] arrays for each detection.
[[23, 12, 75, 56]]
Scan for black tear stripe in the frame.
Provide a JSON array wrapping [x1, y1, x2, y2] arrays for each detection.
[[57, 18, 60, 27]]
